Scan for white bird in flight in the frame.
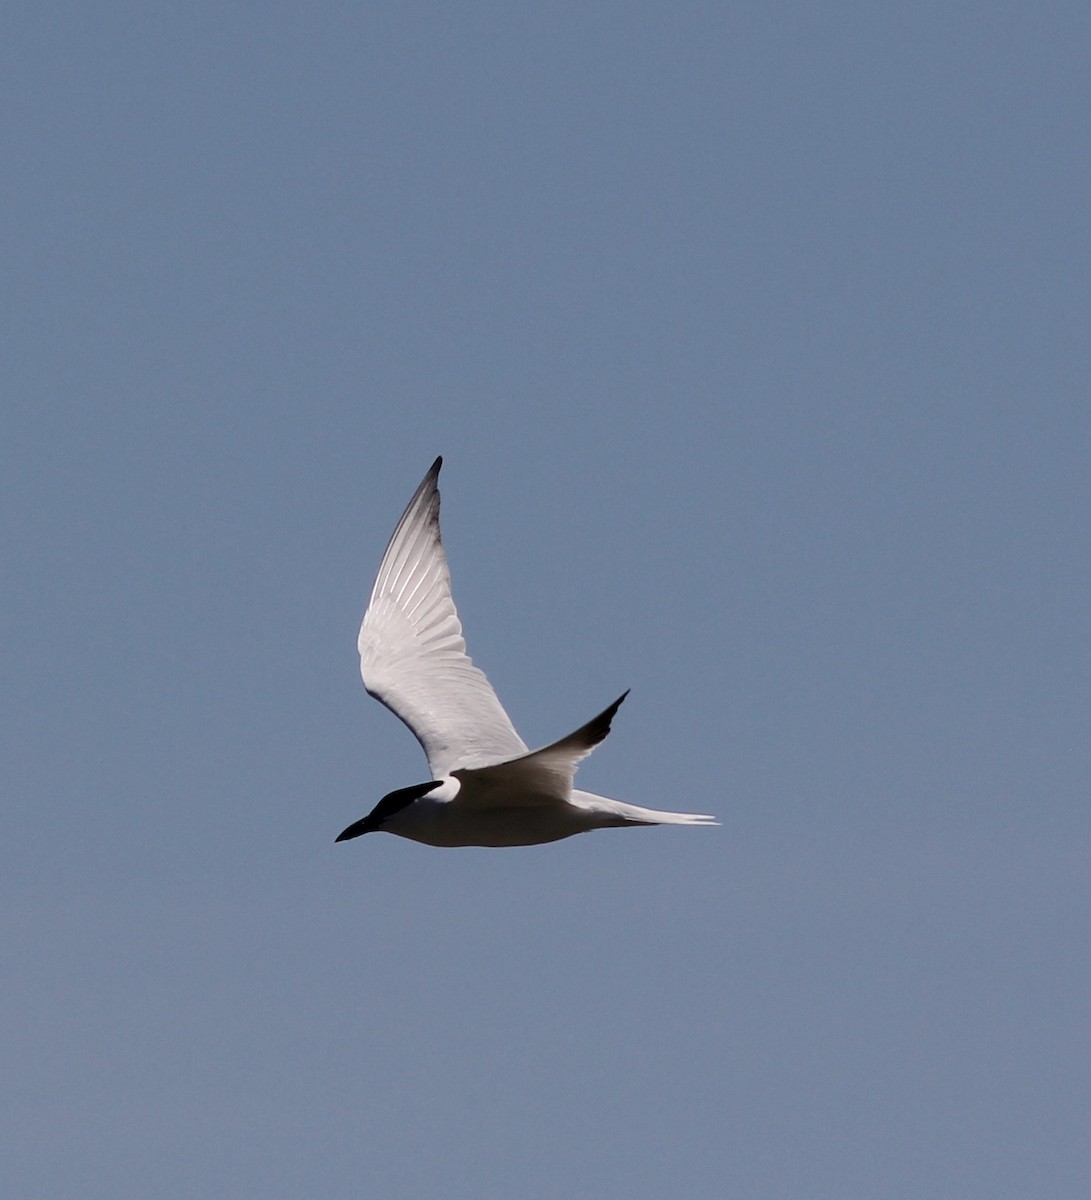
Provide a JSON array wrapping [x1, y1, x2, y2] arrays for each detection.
[[336, 458, 717, 847]]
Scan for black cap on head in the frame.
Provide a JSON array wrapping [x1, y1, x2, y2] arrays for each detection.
[[335, 780, 443, 842]]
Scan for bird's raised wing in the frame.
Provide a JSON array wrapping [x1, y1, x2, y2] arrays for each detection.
[[359, 457, 528, 776], [451, 692, 629, 808]]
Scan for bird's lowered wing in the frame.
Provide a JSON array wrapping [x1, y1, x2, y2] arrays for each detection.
[[451, 691, 629, 807], [359, 457, 528, 777]]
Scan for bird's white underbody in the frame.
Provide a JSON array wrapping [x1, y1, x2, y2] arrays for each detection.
[[337, 458, 717, 847]]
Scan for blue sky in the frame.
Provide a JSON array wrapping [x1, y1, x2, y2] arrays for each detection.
[[4, 3, 1089, 1197]]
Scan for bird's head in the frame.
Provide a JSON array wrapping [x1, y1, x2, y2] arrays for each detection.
[[335, 778, 447, 842]]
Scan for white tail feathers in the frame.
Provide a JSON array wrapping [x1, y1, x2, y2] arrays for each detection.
[[570, 790, 719, 828]]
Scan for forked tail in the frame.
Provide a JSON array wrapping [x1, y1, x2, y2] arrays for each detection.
[[570, 790, 718, 828]]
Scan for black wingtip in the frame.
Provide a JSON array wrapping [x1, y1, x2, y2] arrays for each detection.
[[575, 689, 630, 750], [429, 455, 443, 475], [604, 688, 630, 726]]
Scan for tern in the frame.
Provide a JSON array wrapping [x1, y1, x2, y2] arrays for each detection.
[[336, 458, 717, 847]]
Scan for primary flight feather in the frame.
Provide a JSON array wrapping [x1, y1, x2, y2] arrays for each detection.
[[337, 457, 717, 847]]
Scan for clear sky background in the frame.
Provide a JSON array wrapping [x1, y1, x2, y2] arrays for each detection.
[[3, 4, 1089, 1197]]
